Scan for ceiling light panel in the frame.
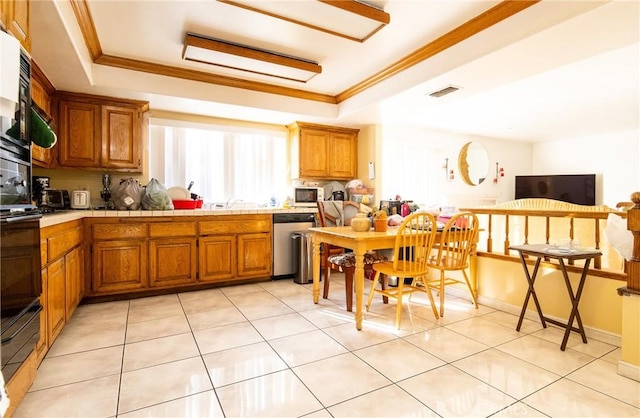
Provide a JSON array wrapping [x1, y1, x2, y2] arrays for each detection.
[[218, 0, 390, 42], [182, 33, 322, 82]]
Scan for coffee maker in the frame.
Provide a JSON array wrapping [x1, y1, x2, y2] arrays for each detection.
[[32, 176, 50, 205], [100, 174, 113, 209]]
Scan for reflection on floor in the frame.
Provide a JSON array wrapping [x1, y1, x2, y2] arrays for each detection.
[[14, 274, 640, 417]]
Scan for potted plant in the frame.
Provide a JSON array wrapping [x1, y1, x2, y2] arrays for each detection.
[[372, 208, 388, 232]]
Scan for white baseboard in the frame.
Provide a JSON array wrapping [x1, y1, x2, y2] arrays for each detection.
[[618, 361, 640, 382]]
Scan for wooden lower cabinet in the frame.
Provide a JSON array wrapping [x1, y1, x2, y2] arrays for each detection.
[[199, 235, 236, 282], [149, 237, 197, 287], [85, 215, 272, 297], [91, 240, 147, 294], [238, 233, 271, 277], [64, 246, 83, 319], [35, 268, 48, 365], [46, 257, 66, 345]]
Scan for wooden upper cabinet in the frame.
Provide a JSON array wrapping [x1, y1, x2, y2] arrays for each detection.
[[58, 99, 102, 168], [31, 62, 56, 168], [289, 122, 359, 180], [56, 92, 148, 172], [298, 128, 329, 179], [101, 105, 141, 170], [2, 0, 30, 52], [327, 131, 357, 179]]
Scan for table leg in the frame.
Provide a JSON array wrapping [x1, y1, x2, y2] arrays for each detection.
[[312, 237, 321, 304], [353, 250, 365, 331], [516, 253, 546, 331], [559, 258, 590, 350]]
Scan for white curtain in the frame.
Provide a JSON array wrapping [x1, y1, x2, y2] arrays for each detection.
[[149, 122, 288, 205], [381, 137, 444, 207]]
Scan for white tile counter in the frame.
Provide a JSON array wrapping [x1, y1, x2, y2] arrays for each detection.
[[39, 207, 318, 228]]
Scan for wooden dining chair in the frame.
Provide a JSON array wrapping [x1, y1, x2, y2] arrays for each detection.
[[317, 200, 387, 312], [426, 211, 479, 317], [366, 212, 439, 328]]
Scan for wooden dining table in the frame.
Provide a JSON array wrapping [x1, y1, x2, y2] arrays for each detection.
[[309, 225, 479, 330]]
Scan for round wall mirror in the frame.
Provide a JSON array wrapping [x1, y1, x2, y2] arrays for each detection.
[[458, 142, 489, 186]]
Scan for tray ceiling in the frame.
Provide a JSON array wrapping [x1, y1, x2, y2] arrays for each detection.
[[29, 0, 640, 142]]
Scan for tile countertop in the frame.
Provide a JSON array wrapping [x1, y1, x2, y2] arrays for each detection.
[[39, 207, 318, 228]]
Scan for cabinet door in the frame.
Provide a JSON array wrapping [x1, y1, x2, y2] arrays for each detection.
[[35, 267, 48, 365], [4, 0, 29, 52], [31, 77, 51, 116], [58, 100, 101, 168], [149, 238, 197, 287], [64, 246, 83, 320], [32, 144, 52, 168], [102, 105, 141, 170], [31, 68, 55, 168], [327, 132, 357, 179], [299, 128, 329, 178], [47, 257, 66, 346], [92, 240, 147, 294], [237, 233, 271, 278], [198, 236, 236, 282], [0, 0, 9, 28]]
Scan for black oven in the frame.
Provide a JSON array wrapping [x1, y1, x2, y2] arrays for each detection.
[[0, 44, 39, 383], [1, 47, 31, 207], [1, 206, 42, 382]]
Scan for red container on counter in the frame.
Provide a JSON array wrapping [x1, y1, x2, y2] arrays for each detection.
[[172, 199, 203, 209]]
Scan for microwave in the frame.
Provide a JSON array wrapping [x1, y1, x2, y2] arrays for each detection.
[[292, 186, 324, 207]]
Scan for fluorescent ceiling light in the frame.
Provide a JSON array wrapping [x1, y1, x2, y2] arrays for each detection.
[[218, 0, 390, 42], [182, 33, 321, 83]]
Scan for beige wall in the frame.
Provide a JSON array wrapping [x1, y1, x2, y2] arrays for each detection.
[[476, 257, 623, 336]]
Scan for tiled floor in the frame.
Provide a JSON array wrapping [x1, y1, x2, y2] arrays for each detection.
[[14, 275, 640, 417]]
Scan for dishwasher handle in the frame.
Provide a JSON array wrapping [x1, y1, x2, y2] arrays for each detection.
[[273, 213, 317, 224]]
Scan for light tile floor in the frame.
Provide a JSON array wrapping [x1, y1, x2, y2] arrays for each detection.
[[14, 275, 640, 417]]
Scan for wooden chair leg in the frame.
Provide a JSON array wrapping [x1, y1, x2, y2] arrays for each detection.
[[322, 258, 331, 299], [395, 278, 405, 329], [344, 266, 354, 312], [462, 270, 479, 309], [439, 271, 446, 317], [380, 274, 389, 304], [366, 270, 379, 311]]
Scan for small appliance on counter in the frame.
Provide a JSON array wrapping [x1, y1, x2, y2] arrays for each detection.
[[379, 199, 402, 216], [71, 190, 91, 209], [98, 174, 114, 209], [332, 190, 345, 201], [32, 176, 69, 213], [292, 185, 324, 207]]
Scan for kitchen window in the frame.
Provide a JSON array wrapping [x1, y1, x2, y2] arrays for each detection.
[[380, 135, 444, 207], [149, 119, 288, 205]]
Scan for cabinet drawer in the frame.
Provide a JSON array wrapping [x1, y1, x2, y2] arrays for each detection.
[[47, 226, 83, 261], [149, 222, 196, 238], [199, 217, 271, 235], [92, 223, 147, 240]]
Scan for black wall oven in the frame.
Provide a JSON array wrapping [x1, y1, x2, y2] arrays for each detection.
[[1, 207, 42, 382], [1, 47, 32, 207], [1, 44, 41, 383]]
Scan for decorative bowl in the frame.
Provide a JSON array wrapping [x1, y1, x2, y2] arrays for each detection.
[[351, 213, 371, 232]]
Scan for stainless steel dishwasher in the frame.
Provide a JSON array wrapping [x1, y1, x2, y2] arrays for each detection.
[[272, 212, 316, 279]]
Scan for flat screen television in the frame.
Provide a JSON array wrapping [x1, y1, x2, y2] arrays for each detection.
[[515, 174, 596, 206]]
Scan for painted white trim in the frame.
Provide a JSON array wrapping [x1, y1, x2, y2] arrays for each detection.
[[617, 361, 640, 382]]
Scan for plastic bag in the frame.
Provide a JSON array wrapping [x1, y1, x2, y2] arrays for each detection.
[[142, 178, 174, 210], [605, 213, 633, 260], [114, 178, 143, 210]]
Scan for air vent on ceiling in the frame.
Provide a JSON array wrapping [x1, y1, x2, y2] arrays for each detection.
[[428, 85, 461, 98]]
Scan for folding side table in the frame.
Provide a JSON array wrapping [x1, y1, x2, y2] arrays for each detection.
[[509, 243, 602, 351]]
